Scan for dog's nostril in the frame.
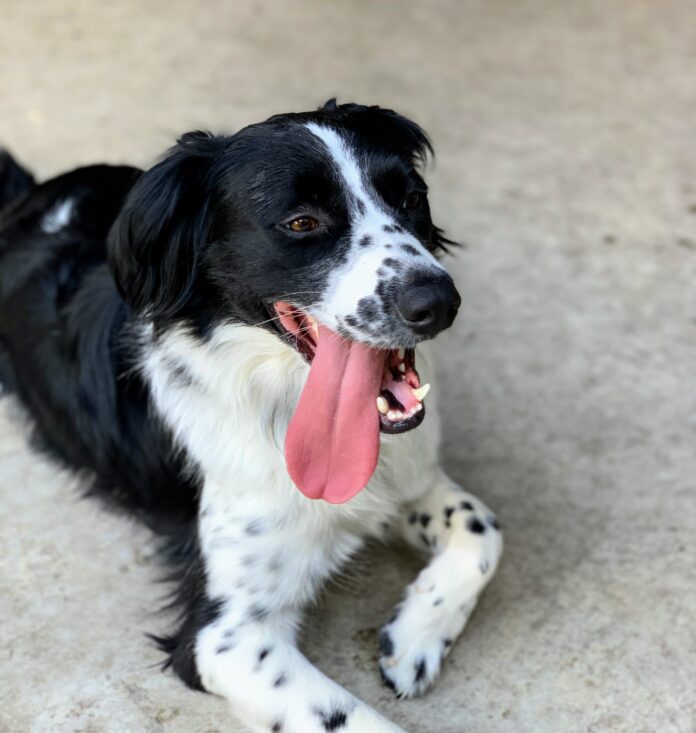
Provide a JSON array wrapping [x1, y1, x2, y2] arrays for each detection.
[[410, 308, 432, 324]]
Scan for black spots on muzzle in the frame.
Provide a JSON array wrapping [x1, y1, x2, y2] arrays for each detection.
[[356, 296, 380, 321], [374, 275, 401, 306], [400, 243, 421, 257]]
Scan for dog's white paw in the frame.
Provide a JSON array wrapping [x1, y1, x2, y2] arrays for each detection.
[[378, 590, 477, 697], [378, 548, 490, 698]]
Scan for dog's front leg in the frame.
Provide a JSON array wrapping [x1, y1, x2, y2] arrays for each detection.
[[379, 470, 503, 698], [192, 485, 407, 733]]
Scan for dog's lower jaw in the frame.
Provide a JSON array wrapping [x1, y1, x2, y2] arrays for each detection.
[[142, 320, 502, 733]]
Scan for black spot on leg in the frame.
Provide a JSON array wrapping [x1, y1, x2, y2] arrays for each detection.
[[460, 501, 474, 512], [380, 666, 396, 692], [245, 518, 265, 535], [268, 555, 282, 573], [419, 513, 432, 528], [223, 628, 236, 639], [467, 516, 486, 534], [443, 638, 452, 648], [271, 722, 283, 732], [379, 629, 394, 657], [258, 647, 272, 664], [315, 708, 349, 731], [248, 604, 270, 622], [401, 243, 420, 256], [444, 506, 455, 519], [359, 235, 372, 247], [414, 658, 427, 683], [273, 672, 288, 687], [433, 597, 443, 607], [216, 643, 233, 654]]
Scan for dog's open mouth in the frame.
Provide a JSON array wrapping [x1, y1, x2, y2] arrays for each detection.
[[275, 302, 428, 433], [274, 301, 430, 504]]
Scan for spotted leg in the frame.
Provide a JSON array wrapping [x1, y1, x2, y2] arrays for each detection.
[[379, 472, 503, 698], [190, 485, 409, 733]]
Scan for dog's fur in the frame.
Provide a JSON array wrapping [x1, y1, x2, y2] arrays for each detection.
[[0, 102, 502, 733]]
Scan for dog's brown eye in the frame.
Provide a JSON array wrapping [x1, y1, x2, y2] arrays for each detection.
[[287, 216, 320, 233], [403, 192, 422, 210]]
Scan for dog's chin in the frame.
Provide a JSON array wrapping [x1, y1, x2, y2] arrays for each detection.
[[273, 301, 429, 434]]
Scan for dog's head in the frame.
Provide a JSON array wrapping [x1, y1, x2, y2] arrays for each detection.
[[109, 101, 461, 503]]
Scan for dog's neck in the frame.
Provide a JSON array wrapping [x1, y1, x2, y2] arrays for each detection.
[[140, 320, 308, 481]]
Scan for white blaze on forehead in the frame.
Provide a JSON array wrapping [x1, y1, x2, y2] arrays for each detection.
[[305, 122, 379, 214]]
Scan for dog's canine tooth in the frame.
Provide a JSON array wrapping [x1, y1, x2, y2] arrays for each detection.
[[377, 396, 389, 414], [397, 347, 405, 359], [398, 362, 406, 373], [412, 383, 431, 401]]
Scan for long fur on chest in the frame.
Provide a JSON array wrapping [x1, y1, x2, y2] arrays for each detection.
[[141, 321, 440, 543]]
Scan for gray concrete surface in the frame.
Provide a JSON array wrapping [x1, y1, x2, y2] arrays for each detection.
[[1, 1, 695, 731]]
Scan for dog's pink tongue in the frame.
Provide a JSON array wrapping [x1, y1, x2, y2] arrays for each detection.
[[285, 325, 384, 504]]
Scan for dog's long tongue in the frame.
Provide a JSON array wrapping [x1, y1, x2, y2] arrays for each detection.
[[285, 325, 384, 504]]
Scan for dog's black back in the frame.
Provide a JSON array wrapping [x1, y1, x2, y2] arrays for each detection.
[[0, 155, 199, 530]]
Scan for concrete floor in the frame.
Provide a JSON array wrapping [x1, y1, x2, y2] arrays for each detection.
[[1, 1, 695, 731]]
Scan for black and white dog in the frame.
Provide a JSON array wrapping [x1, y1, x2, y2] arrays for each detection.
[[0, 101, 502, 733]]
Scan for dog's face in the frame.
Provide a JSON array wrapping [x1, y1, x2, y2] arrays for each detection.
[[110, 102, 460, 473]]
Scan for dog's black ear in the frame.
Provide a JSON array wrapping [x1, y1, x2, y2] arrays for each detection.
[[366, 106, 433, 165], [108, 132, 222, 320], [320, 97, 338, 111]]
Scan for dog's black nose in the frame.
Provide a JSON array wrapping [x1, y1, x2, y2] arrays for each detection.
[[396, 272, 461, 338]]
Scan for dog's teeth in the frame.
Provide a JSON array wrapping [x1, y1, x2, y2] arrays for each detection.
[[305, 315, 319, 340], [398, 363, 406, 373], [397, 347, 405, 359], [377, 396, 389, 414], [412, 383, 431, 401], [416, 403, 423, 412]]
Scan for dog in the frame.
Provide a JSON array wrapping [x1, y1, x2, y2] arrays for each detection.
[[0, 100, 502, 733]]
